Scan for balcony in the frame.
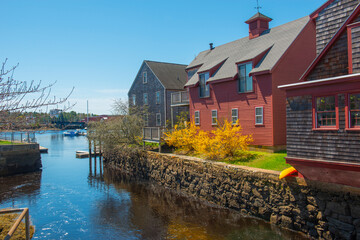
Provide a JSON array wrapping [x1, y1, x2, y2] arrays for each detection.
[[143, 127, 164, 142], [171, 91, 189, 106]]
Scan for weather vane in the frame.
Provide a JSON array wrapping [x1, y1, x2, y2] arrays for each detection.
[[255, 0, 262, 13]]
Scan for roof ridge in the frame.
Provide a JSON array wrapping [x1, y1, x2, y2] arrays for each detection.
[[144, 60, 187, 66], [194, 15, 309, 55]]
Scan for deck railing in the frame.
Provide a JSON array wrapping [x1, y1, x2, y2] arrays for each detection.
[[0, 208, 30, 240], [143, 127, 165, 141], [171, 91, 189, 106]]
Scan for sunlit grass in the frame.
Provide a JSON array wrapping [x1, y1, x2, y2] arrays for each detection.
[[222, 151, 290, 171]]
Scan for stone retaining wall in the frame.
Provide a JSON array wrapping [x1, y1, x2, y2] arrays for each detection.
[[0, 144, 42, 176], [104, 148, 360, 240]]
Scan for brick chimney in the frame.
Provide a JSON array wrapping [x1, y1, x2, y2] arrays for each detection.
[[245, 12, 272, 40]]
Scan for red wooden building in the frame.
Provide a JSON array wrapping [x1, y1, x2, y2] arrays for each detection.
[[185, 12, 316, 150], [279, 0, 360, 187]]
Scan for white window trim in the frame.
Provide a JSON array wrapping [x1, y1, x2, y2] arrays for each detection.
[[211, 110, 218, 125], [156, 113, 161, 126], [255, 107, 264, 125], [194, 111, 200, 125], [143, 93, 148, 105], [231, 108, 238, 124], [143, 72, 147, 84], [156, 91, 160, 104]]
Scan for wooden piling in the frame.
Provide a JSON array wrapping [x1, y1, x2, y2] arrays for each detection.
[[88, 140, 92, 158]]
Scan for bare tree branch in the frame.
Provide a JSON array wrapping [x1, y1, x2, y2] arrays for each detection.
[[0, 59, 75, 127]]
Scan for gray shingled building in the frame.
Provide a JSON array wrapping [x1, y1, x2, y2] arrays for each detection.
[[128, 60, 189, 128]]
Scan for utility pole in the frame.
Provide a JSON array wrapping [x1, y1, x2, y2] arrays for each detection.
[[87, 100, 89, 123]]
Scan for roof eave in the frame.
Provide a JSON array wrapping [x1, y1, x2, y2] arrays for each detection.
[[301, 3, 360, 81], [279, 73, 360, 91]]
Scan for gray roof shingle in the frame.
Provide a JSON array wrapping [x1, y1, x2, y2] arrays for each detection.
[[145, 60, 187, 90], [185, 16, 310, 87]]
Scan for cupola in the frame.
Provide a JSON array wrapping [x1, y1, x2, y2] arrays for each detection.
[[245, 12, 272, 40]]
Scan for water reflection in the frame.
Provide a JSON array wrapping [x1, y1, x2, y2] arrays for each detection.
[[0, 171, 41, 205], [86, 165, 306, 240], [0, 131, 306, 239]]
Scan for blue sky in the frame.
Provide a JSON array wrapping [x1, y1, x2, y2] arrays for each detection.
[[0, 0, 325, 114]]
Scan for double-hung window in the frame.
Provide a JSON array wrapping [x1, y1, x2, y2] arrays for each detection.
[[143, 72, 147, 84], [349, 93, 360, 128], [255, 107, 263, 125], [315, 96, 337, 128], [238, 62, 253, 93], [231, 108, 238, 124], [156, 113, 161, 126], [156, 91, 161, 104], [199, 72, 210, 98], [143, 93, 148, 105], [194, 111, 200, 125], [211, 110, 218, 125]]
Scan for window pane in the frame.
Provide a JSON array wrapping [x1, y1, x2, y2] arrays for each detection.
[[199, 73, 209, 97], [350, 94, 360, 110], [212, 110, 217, 117], [351, 111, 360, 127], [232, 109, 237, 117], [316, 96, 336, 127], [238, 63, 252, 93], [245, 63, 253, 92], [256, 116, 263, 124], [317, 96, 335, 111], [256, 107, 263, 116], [246, 76, 253, 92]]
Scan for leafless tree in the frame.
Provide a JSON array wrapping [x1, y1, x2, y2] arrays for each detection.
[[87, 99, 147, 150], [0, 59, 74, 128]]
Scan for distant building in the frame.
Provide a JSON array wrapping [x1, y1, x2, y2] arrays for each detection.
[[49, 109, 62, 118], [279, 0, 360, 187], [128, 60, 189, 128], [185, 12, 316, 151], [81, 115, 111, 122]]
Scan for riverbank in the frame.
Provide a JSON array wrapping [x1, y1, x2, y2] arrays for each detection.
[[104, 146, 360, 240], [0, 213, 35, 239], [0, 143, 41, 176]]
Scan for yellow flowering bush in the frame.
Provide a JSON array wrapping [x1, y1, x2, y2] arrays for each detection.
[[164, 122, 199, 153], [164, 120, 253, 160]]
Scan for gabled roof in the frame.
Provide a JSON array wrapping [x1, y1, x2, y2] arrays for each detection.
[[245, 12, 272, 23], [300, 2, 360, 81], [309, 0, 336, 19], [185, 16, 310, 87], [145, 60, 187, 90]]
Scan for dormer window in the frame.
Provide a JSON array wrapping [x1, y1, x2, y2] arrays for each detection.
[[238, 62, 253, 93], [199, 72, 210, 98], [143, 72, 148, 84]]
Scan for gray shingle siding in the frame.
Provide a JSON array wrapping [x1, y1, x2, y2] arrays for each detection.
[[128, 62, 165, 127], [315, 0, 360, 54]]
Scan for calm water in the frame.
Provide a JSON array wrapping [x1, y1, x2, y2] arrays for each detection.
[[0, 131, 305, 239]]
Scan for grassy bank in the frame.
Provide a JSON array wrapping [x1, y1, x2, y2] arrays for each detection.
[[221, 151, 290, 171], [0, 213, 35, 239], [0, 140, 22, 145]]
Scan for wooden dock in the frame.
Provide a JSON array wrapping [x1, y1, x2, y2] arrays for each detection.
[[76, 151, 101, 158], [39, 146, 48, 153]]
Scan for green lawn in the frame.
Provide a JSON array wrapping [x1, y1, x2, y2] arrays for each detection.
[[0, 140, 20, 145], [222, 151, 290, 171]]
